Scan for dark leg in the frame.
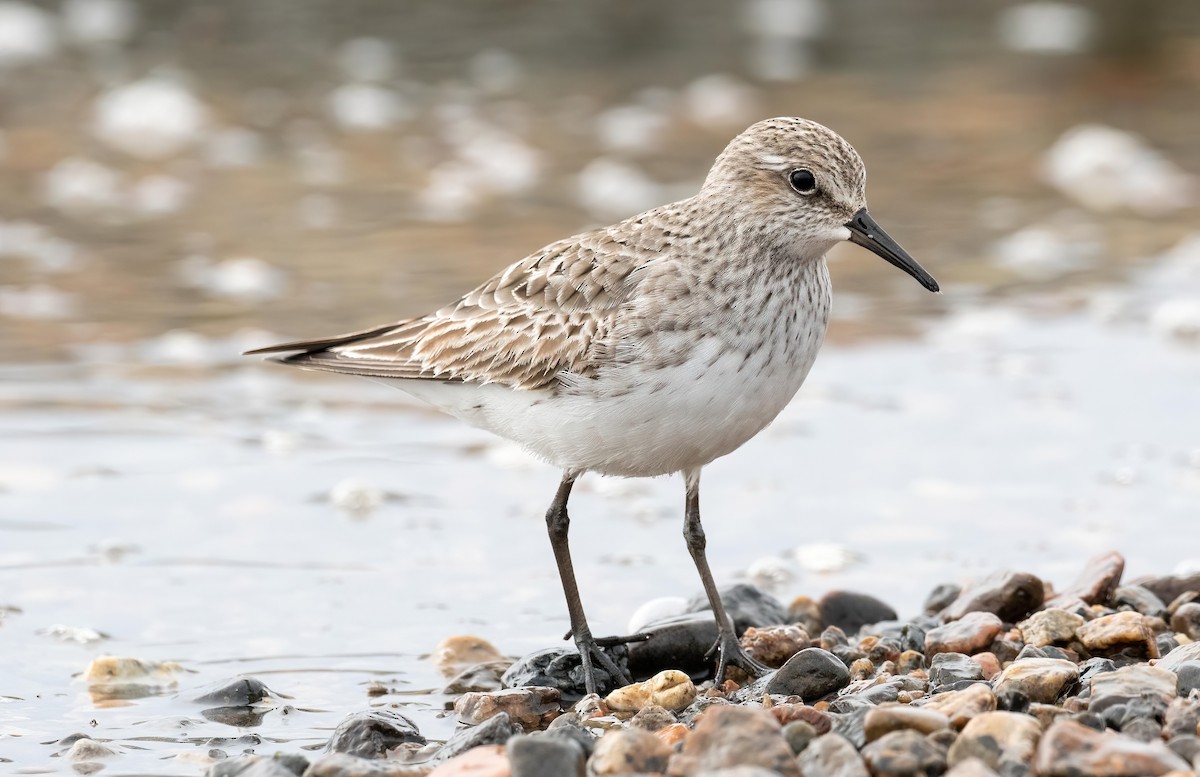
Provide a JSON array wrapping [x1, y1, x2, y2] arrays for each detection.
[[683, 469, 770, 684], [545, 471, 630, 695]]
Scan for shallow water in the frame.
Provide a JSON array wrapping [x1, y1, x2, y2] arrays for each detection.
[[3, 0, 1200, 773]]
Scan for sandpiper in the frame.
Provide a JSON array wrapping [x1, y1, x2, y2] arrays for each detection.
[[247, 117, 938, 693]]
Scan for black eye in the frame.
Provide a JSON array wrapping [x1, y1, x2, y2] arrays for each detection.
[[789, 169, 817, 194]]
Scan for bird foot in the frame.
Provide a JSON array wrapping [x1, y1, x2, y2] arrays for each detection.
[[570, 631, 633, 695], [706, 632, 770, 685]]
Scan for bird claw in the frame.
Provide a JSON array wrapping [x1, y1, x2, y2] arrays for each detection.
[[707, 633, 770, 685], [571, 632, 633, 695]]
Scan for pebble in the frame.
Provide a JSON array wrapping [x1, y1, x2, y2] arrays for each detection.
[[605, 670, 696, 714], [787, 594, 823, 634], [1112, 584, 1168, 618], [781, 720, 817, 754], [1034, 719, 1190, 775], [861, 729, 947, 777], [502, 646, 628, 701], [925, 612, 1004, 656], [327, 709, 425, 759], [919, 683, 997, 729], [1170, 602, 1200, 640], [1157, 640, 1200, 672], [207, 754, 309, 777], [629, 704, 676, 732], [65, 738, 119, 761], [589, 728, 671, 775], [764, 648, 850, 701], [303, 753, 418, 777], [1075, 611, 1159, 658], [628, 613, 719, 679], [435, 713, 523, 763], [924, 583, 963, 615], [863, 706, 950, 742], [195, 677, 272, 706], [947, 711, 1041, 774], [944, 759, 1002, 777], [1174, 661, 1200, 696], [456, 688, 561, 731], [769, 704, 832, 734], [670, 706, 798, 776], [433, 635, 505, 678], [1017, 609, 1085, 647], [443, 661, 510, 695], [941, 570, 1045, 623], [928, 652, 985, 692], [818, 591, 898, 636], [1088, 664, 1178, 721], [1135, 572, 1200, 605], [795, 733, 869, 777], [992, 657, 1080, 704], [83, 655, 182, 700], [427, 745, 509, 777], [739, 624, 810, 667], [685, 583, 787, 635], [971, 652, 1001, 680], [506, 734, 584, 777]]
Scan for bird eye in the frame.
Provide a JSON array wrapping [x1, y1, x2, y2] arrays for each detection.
[[789, 169, 817, 195]]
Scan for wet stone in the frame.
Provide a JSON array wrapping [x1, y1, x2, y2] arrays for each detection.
[[897, 650, 926, 674], [668, 706, 799, 777], [795, 733, 869, 777], [864, 705, 950, 742], [628, 613, 719, 680], [926, 612, 1004, 656], [781, 720, 817, 754], [1076, 611, 1159, 659], [818, 591, 898, 636], [506, 733, 583, 777], [1170, 602, 1200, 640], [925, 583, 963, 615], [971, 652, 1001, 680], [685, 583, 787, 636], [589, 728, 671, 776], [207, 754, 309, 777], [769, 703, 832, 734], [764, 647, 850, 701], [1131, 571, 1200, 606], [196, 677, 273, 706], [435, 712, 524, 763], [455, 687, 561, 731], [830, 704, 871, 749], [1018, 609, 1084, 647], [861, 729, 947, 777], [1048, 551, 1125, 607], [1112, 585, 1168, 618], [920, 683, 997, 730], [442, 661, 510, 695], [327, 709, 425, 759], [787, 595, 823, 634], [944, 758, 1001, 777], [992, 658, 1080, 705], [1167, 733, 1200, 765], [1164, 695, 1200, 739], [1089, 664, 1177, 719], [929, 652, 985, 692], [1157, 639, 1200, 671], [941, 570, 1045, 623], [303, 753, 416, 777], [502, 646, 627, 702], [947, 711, 1042, 776], [605, 670, 696, 713], [739, 624, 810, 668], [433, 636, 506, 679], [1033, 719, 1190, 776]]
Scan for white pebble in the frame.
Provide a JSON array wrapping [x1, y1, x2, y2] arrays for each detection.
[[743, 0, 826, 40], [138, 329, 214, 365], [0, 2, 57, 66], [576, 157, 662, 220], [92, 77, 210, 159], [470, 48, 522, 95], [793, 542, 859, 574], [40, 624, 107, 644], [328, 83, 407, 131], [336, 37, 396, 82], [61, 0, 137, 46], [990, 224, 1098, 279], [684, 74, 758, 130], [130, 174, 191, 217], [260, 429, 300, 456], [42, 157, 125, 214], [1149, 299, 1200, 342], [1042, 124, 1196, 215], [205, 127, 264, 169], [998, 2, 1092, 54], [330, 478, 383, 517], [745, 556, 795, 593], [595, 103, 668, 153], [627, 596, 689, 633], [418, 160, 482, 222], [205, 257, 285, 301], [0, 220, 79, 272], [457, 129, 541, 195], [0, 284, 76, 319], [747, 37, 814, 82]]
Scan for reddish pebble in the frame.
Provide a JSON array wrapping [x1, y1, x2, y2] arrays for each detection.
[[971, 652, 1001, 679], [427, 745, 510, 777]]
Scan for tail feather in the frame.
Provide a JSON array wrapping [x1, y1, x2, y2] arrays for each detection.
[[242, 322, 408, 356]]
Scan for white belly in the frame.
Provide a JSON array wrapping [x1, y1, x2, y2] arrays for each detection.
[[393, 328, 824, 477]]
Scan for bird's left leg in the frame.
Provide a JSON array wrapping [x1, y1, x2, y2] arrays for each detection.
[[682, 468, 770, 684]]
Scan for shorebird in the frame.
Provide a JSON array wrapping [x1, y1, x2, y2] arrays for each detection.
[[247, 117, 938, 693]]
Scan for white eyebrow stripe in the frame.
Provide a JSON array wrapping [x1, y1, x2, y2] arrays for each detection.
[[758, 153, 791, 170]]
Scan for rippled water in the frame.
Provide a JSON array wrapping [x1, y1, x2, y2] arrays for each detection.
[[3, 0, 1200, 773]]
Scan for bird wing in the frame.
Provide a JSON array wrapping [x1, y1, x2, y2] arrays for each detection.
[[246, 217, 675, 390]]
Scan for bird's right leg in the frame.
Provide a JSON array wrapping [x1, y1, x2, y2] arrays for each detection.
[[545, 471, 630, 695]]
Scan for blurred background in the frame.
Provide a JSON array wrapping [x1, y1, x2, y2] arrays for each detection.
[[2, 0, 1199, 772]]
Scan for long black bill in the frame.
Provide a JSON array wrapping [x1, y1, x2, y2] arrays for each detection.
[[844, 208, 939, 293]]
